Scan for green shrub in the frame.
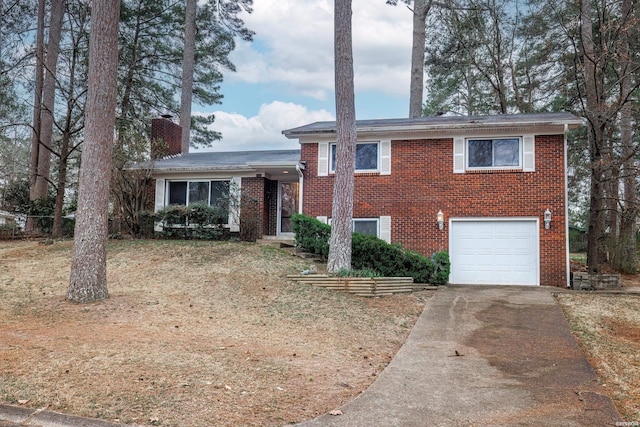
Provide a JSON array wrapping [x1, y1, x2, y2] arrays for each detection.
[[351, 232, 434, 283], [155, 204, 228, 240], [430, 251, 451, 285], [292, 213, 330, 258], [292, 214, 449, 284]]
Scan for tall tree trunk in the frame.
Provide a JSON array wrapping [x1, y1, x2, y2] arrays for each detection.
[[617, 0, 637, 272], [0, 0, 3, 87], [28, 0, 45, 202], [52, 129, 70, 237], [490, 6, 508, 114], [68, 0, 121, 303], [180, 0, 197, 154], [409, 0, 432, 117], [582, 0, 607, 273], [328, 0, 356, 273], [33, 0, 66, 200], [52, 7, 79, 238]]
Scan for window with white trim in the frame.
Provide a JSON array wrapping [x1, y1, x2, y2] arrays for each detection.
[[167, 181, 230, 224], [467, 138, 521, 169], [454, 135, 535, 173], [330, 142, 379, 172], [319, 216, 391, 243]]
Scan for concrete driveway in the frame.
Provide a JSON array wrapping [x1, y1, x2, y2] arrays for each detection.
[[298, 286, 622, 427]]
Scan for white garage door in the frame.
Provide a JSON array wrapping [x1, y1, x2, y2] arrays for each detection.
[[449, 219, 539, 286]]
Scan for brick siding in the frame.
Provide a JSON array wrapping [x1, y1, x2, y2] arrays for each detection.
[[300, 135, 567, 287]]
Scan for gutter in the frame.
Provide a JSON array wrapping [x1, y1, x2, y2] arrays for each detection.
[[283, 119, 584, 139]]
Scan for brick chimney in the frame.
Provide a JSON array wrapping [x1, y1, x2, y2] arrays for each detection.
[[150, 115, 182, 159]]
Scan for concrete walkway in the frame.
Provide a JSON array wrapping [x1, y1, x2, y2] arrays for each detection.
[[298, 286, 622, 427], [0, 286, 624, 426]]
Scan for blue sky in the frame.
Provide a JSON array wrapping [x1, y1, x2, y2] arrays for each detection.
[[194, 0, 415, 152]]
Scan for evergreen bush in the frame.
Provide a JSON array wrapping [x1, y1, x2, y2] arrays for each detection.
[[292, 214, 450, 284], [155, 204, 228, 239], [292, 213, 330, 258]]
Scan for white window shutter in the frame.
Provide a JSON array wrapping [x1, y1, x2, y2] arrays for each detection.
[[318, 142, 329, 176], [229, 176, 241, 232], [453, 137, 465, 173], [523, 134, 535, 172], [316, 216, 328, 224], [154, 179, 165, 211], [380, 140, 391, 175], [379, 216, 391, 243]]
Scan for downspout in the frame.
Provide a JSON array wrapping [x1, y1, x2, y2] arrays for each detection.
[[296, 162, 305, 215], [564, 123, 571, 288]]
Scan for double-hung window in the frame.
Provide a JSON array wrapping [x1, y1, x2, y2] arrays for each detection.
[[330, 142, 379, 172], [454, 135, 534, 173], [467, 138, 521, 169]]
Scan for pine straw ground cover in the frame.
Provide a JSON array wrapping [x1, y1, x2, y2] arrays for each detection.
[[0, 240, 431, 426], [556, 292, 640, 422]]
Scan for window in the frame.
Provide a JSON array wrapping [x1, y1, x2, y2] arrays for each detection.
[[188, 182, 209, 204], [321, 216, 390, 243], [467, 138, 520, 169], [353, 219, 378, 237], [330, 142, 379, 172], [168, 180, 229, 207], [168, 182, 187, 205]]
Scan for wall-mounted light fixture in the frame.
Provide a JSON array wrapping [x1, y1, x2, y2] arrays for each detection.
[[544, 209, 552, 229], [437, 210, 444, 230]]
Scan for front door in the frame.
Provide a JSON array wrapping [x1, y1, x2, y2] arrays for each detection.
[[278, 182, 299, 235]]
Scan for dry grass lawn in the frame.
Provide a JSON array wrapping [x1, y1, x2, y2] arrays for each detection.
[[556, 292, 640, 422], [0, 239, 431, 426]]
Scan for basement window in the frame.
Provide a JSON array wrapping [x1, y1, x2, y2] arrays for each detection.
[[352, 219, 379, 237]]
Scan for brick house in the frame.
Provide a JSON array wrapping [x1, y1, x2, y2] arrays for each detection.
[[282, 112, 582, 288], [147, 117, 303, 237], [148, 112, 582, 287]]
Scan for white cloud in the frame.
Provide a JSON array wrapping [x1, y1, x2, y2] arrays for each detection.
[[226, 0, 413, 100], [195, 101, 334, 152]]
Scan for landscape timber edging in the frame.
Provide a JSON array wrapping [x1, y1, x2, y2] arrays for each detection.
[[287, 274, 419, 297]]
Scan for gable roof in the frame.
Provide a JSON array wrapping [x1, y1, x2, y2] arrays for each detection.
[[141, 149, 301, 173], [283, 112, 583, 139]]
